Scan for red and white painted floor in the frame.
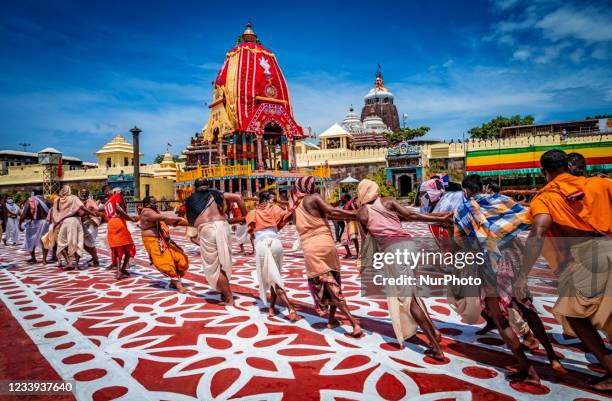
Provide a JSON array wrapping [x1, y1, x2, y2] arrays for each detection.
[[0, 220, 609, 401]]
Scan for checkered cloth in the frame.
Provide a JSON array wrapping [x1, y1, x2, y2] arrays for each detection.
[[453, 193, 529, 273]]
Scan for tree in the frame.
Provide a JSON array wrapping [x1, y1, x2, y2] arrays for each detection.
[[366, 168, 398, 198], [385, 126, 430, 145], [153, 154, 181, 163], [468, 115, 534, 140]]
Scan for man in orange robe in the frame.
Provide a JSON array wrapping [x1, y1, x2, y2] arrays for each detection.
[[103, 187, 137, 279], [517, 149, 612, 390], [140, 196, 189, 293]]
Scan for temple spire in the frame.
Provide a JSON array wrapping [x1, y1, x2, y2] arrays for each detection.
[[239, 22, 258, 43], [374, 64, 385, 90]]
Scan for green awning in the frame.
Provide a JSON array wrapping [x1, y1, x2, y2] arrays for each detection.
[[467, 163, 612, 177]]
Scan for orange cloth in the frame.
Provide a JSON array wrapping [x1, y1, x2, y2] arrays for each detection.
[[528, 173, 612, 234], [246, 204, 285, 233], [142, 236, 188, 278], [528, 173, 612, 271], [529, 173, 612, 335], [295, 202, 340, 278], [107, 217, 134, 248]]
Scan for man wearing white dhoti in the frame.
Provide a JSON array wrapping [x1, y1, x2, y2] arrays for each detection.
[[246, 191, 301, 321], [20, 189, 50, 263], [4, 198, 20, 245], [185, 178, 247, 306]]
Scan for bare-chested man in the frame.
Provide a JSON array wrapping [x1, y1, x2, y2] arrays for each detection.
[[140, 196, 189, 293], [185, 178, 247, 305]]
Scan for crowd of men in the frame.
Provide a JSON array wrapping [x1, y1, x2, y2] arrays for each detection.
[[0, 148, 610, 390]]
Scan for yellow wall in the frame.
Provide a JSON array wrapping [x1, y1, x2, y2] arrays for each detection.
[[296, 147, 387, 167], [141, 176, 175, 200], [96, 152, 134, 168]]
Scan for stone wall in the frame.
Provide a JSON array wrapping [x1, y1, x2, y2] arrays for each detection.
[[0, 179, 106, 194], [330, 162, 386, 180]]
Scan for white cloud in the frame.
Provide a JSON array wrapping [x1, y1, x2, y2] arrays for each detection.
[[533, 42, 570, 64], [195, 62, 221, 71], [569, 48, 585, 63], [0, 81, 207, 162], [487, 2, 612, 63], [498, 34, 516, 46], [289, 71, 367, 136], [491, 0, 522, 11], [591, 47, 610, 60], [442, 59, 455, 68], [513, 47, 531, 60], [537, 6, 612, 43]]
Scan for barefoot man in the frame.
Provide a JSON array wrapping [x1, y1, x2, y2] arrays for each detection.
[[455, 174, 565, 383], [517, 149, 612, 391], [292, 176, 362, 337], [103, 187, 137, 279], [79, 188, 100, 267], [140, 196, 189, 293], [356, 178, 447, 360], [20, 189, 50, 264], [185, 178, 247, 305], [246, 191, 301, 321]]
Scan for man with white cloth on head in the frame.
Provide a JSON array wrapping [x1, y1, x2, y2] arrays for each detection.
[[20, 189, 50, 263], [4, 197, 21, 246], [185, 178, 247, 306], [4, 197, 21, 245], [246, 191, 301, 321]]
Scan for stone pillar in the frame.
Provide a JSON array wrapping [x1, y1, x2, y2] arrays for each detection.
[[130, 126, 142, 200], [256, 135, 264, 171]]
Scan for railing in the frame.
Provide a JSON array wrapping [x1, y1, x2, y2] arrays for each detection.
[[176, 163, 331, 183], [176, 164, 253, 182]]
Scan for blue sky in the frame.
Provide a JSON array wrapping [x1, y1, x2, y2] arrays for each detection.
[[1, 0, 610, 162]]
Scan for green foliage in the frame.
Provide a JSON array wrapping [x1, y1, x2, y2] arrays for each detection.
[[2, 191, 29, 205], [468, 115, 535, 140], [153, 154, 181, 164], [366, 168, 398, 198], [586, 114, 612, 119], [385, 126, 430, 145], [405, 190, 416, 202], [424, 161, 464, 184]]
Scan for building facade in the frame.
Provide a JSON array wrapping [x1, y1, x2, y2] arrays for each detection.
[[0, 150, 84, 176], [0, 136, 178, 200]]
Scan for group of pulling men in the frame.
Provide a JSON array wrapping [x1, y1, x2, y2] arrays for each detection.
[[8, 148, 611, 390]]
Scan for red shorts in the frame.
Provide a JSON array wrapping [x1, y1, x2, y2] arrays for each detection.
[[111, 244, 136, 263]]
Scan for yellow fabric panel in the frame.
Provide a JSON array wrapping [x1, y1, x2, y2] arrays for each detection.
[[467, 147, 611, 168]]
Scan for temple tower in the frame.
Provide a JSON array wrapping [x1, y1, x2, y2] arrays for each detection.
[[360, 66, 400, 132]]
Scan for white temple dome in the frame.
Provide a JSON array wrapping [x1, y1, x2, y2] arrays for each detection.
[[362, 115, 389, 133], [364, 87, 394, 100], [341, 106, 364, 134]]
